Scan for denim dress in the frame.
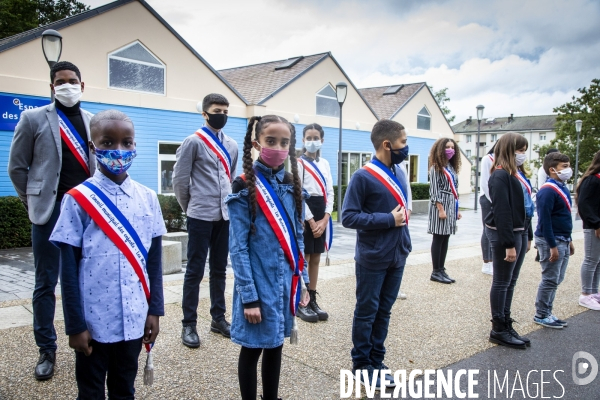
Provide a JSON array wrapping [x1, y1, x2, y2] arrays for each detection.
[[226, 161, 309, 349]]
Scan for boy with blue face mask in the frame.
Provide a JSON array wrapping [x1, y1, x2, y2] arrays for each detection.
[[533, 152, 575, 329], [49, 110, 167, 398]]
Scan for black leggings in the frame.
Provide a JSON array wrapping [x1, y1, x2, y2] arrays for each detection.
[[239, 345, 283, 400], [431, 234, 451, 272]]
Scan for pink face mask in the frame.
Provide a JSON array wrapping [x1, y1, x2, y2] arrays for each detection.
[[257, 144, 289, 168], [445, 148, 455, 159]]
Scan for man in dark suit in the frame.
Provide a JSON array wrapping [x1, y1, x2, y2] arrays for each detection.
[[8, 61, 95, 380]]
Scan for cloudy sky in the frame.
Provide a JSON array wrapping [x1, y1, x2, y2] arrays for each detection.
[[85, 0, 600, 122]]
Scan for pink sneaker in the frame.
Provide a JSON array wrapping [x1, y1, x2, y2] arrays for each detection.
[[591, 293, 600, 302], [579, 294, 600, 311]]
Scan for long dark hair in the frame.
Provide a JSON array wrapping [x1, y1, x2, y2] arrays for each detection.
[[429, 138, 461, 173], [576, 150, 600, 204], [242, 115, 303, 233], [302, 123, 325, 157]]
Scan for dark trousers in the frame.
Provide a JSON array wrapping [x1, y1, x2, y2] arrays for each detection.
[[431, 233, 450, 272], [75, 337, 143, 400], [31, 202, 61, 353], [182, 217, 229, 325], [487, 227, 527, 320], [351, 261, 404, 370], [238, 345, 283, 400]]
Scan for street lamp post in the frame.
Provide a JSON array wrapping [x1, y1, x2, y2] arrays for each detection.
[[41, 29, 63, 101], [574, 119, 582, 190], [474, 105, 485, 212], [335, 82, 348, 223]]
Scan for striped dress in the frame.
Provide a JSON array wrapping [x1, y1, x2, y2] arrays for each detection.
[[427, 165, 459, 235]]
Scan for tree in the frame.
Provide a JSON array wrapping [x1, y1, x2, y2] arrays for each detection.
[[429, 86, 455, 123], [535, 79, 600, 177], [0, 0, 89, 39]]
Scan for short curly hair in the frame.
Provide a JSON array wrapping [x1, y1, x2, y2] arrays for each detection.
[[50, 61, 81, 83]]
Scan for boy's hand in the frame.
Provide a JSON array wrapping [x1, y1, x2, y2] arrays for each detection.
[[244, 307, 261, 324], [143, 315, 160, 344], [549, 247, 559, 262], [569, 242, 575, 256], [596, 228, 600, 239], [391, 205, 406, 227], [69, 330, 93, 356], [527, 241, 532, 253], [504, 247, 516, 262]]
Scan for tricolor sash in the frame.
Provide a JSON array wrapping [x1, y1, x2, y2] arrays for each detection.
[[540, 180, 572, 211], [196, 127, 232, 179], [299, 157, 333, 252], [363, 159, 409, 223], [67, 181, 153, 353], [516, 170, 532, 196], [241, 170, 305, 315], [488, 154, 495, 162], [596, 173, 600, 180], [57, 109, 90, 176], [443, 167, 459, 215]]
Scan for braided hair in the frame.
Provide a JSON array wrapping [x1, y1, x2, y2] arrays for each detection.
[[242, 115, 303, 233]]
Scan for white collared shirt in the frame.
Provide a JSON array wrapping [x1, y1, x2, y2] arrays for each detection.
[[297, 156, 334, 221]]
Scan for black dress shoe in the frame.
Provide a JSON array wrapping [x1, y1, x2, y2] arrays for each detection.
[[441, 270, 456, 283], [430, 271, 451, 284], [211, 319, 231, 338], [34, 351, 55, 380], [297, 305, 319, 322], [181, 325, 200, 348]]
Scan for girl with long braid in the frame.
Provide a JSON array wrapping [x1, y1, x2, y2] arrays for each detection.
[[226, 115, 309, 400]]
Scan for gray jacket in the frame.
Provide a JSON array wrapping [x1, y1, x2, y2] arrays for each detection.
[[7, 103, 95, 225], [172, 128, 238, 221]]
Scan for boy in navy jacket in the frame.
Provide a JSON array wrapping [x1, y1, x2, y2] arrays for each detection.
[[533, 152, 574, 329], [342, 119, 411, 389]]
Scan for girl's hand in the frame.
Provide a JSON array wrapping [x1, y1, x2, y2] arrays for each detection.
[[457, 212, 462, 220], [244, 307, 261, 324], [504, 247, 517, 262], [570, 242, 575, 256], [527, 241, 532, 253], [143, 315, 159, 344], [439, 210, 447, 220], [299, 290, 310, 307]]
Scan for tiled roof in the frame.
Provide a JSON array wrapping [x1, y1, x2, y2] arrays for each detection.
[[358, 83, 426, 119], [218, 53, 329, 105], [452, 115, 557, 133]]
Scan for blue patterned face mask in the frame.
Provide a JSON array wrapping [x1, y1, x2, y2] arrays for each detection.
[[93, 146, 137, 175]]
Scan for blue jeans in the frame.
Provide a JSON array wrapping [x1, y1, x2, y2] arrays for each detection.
[[31, 202, 61, 353], [535, 237, 570, 318], [182, 217, 229, 325], [351, 260, 404, 370]]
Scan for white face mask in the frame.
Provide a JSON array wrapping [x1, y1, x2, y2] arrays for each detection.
[[515, 153, 527, 166], [54, 83, 82, 107], [305, 140, 322, 154], [553, 167, 573, 182]]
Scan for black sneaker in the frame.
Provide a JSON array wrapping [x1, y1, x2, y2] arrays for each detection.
[[374, 363, 396, 388], [34, 351, 55, 380], [297, 305, 319, 322], [211, 319, 231, 338], [181, 325, 200, 348]]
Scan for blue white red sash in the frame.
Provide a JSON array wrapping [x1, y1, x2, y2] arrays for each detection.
[[241, 170, 305, 315], [299, 157, 333, 251], [540, 180, 572, 211], [57, 109, 90, 176], [443, 167, 459, 215], [488, 154, 494, 162], [363, 159, 409, 223], [596, 173, 600, 180], [196, 127, 231, 180], [516, 170, 532, 196], [67, 181, 153, 352]]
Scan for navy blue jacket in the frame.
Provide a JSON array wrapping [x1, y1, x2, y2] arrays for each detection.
[[535, 178, 573, 248], [342, 158, 412, 268]]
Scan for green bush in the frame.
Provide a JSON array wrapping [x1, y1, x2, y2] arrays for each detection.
[[0, 197, 31, 249], [157, 195, 186, 232], [332, 185, 348, 211], [411, 183, 430, 200]]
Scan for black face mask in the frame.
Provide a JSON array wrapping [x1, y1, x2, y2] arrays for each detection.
[[388, 144, 409, 164], [205, 112, 228, 130]]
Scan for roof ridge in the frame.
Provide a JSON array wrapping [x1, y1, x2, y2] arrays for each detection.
[[218, 52, 330, 72]]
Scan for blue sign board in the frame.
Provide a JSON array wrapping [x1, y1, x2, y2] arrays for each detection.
[[0, 93, 50, 131]]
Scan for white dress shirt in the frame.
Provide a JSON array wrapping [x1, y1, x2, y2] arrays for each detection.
[[297, 156, 334, 221]]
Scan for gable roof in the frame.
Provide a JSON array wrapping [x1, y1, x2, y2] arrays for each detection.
[[218, 52, 379, 118], [452, 115, 557, 133], [358, 83, 426, 120], [0, 0, 248, 104]]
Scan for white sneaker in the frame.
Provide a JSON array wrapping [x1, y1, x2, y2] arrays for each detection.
[[397, 291, 407, 300], [482, 262, 493, 275], [579, 294, 600, 311]]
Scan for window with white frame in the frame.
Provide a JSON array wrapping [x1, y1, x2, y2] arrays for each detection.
[[158, 142, 180, 194], [340, 151, 372, 185], [466, 149, 472, 157], [316, 84, 340, 118], [540, 133, 546, 141], [417, 106, 431, 130], [466, 135, 472, 143], [109, 41, 166, 95], [491, 133, 497, 142]]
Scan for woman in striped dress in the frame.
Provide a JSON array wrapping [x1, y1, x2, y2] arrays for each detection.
[[428, 138, 462, 284]]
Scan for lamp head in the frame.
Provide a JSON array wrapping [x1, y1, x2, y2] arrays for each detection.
[[336, 82, 348, 105], [41, 30, 63, 67], [575, 119, 582, 133], [476, 105, 484, 121]]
